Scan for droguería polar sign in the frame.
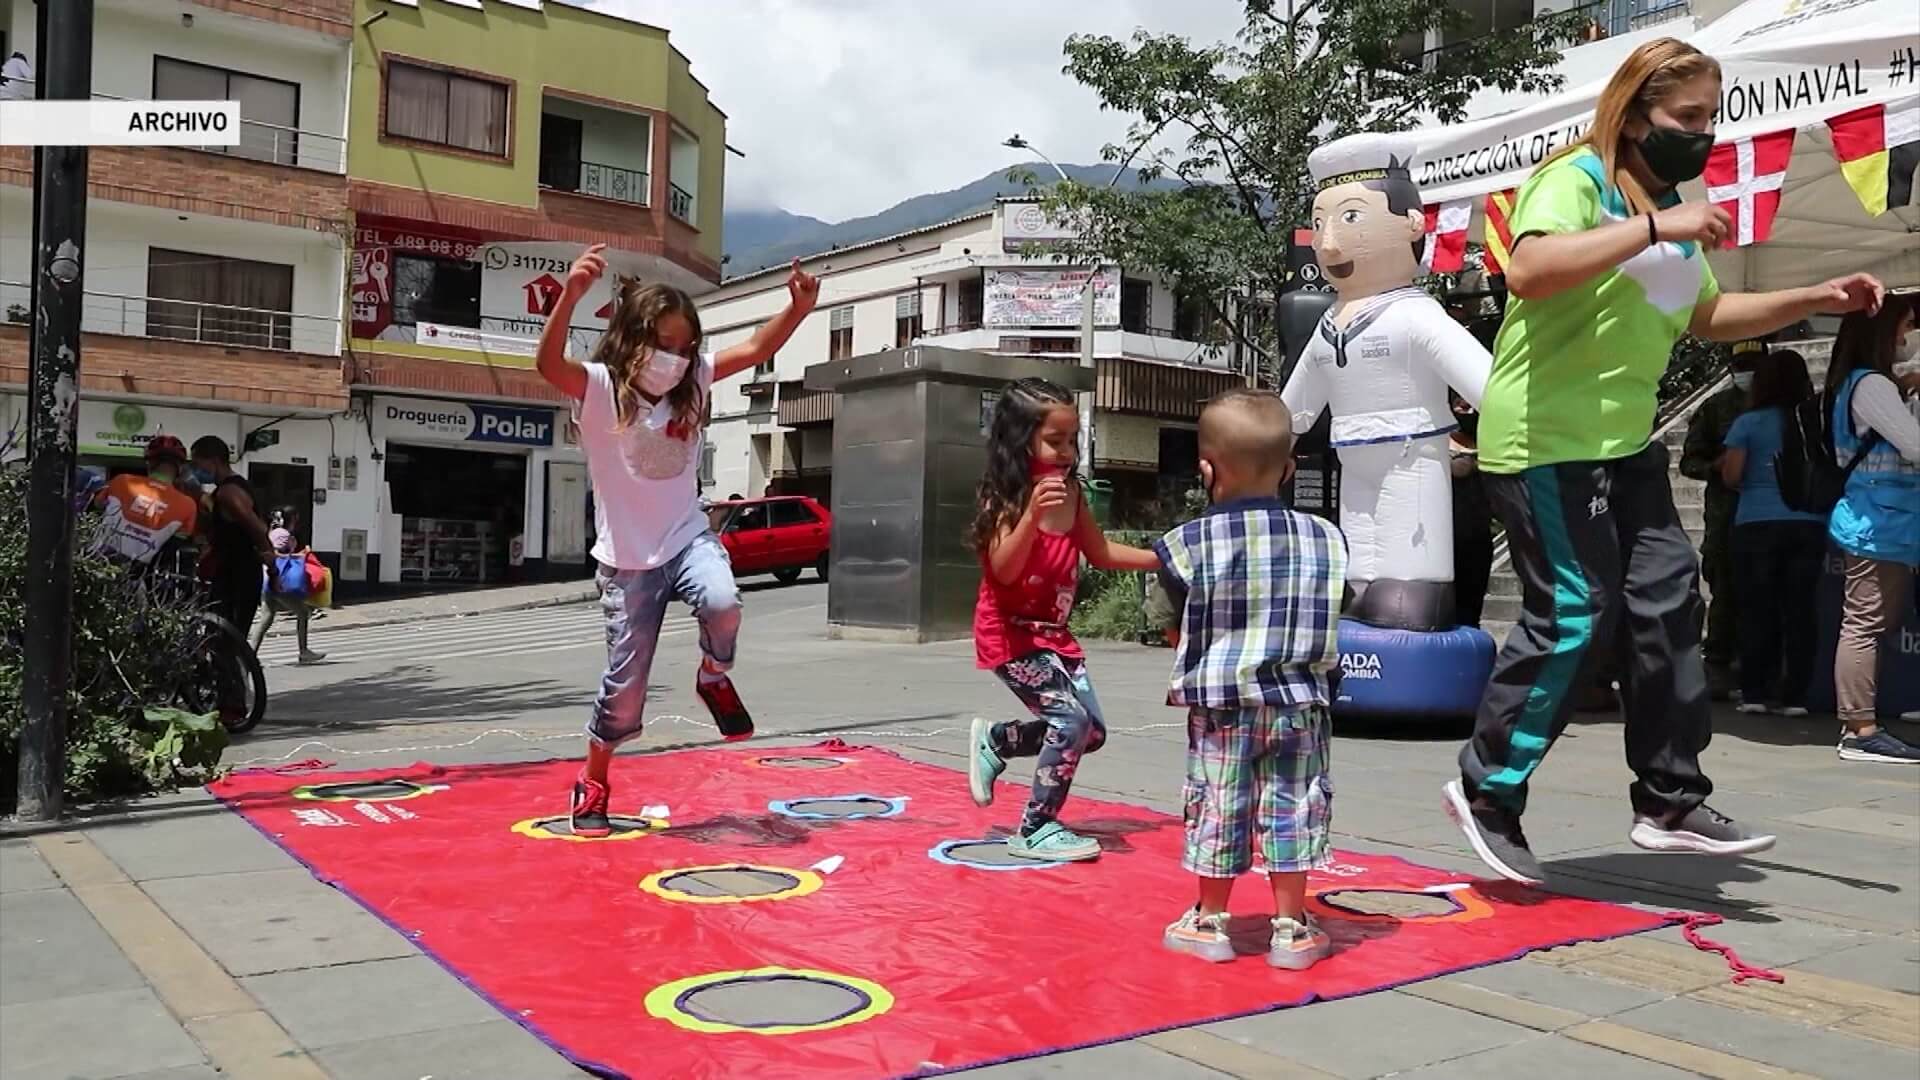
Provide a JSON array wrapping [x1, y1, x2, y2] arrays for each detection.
[[375, 396, 557, 449]]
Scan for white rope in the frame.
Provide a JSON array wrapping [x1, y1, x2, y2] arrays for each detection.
[[226, 715, 1190, 767]]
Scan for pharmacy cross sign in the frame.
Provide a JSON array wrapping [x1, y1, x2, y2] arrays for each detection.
[[1704, 130, 1796, 248]]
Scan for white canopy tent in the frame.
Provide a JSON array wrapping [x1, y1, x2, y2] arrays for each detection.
[[1412, 0, 1920, 292]]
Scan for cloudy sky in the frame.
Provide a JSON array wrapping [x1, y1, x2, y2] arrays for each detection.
[[579, 0, 1250, 222]]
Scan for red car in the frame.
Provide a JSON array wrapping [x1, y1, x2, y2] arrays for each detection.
[[707, 496, 831, 584]]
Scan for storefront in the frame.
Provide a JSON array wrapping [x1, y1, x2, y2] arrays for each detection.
[[369, 393, 588, 588], [71, 399, 241, 476]]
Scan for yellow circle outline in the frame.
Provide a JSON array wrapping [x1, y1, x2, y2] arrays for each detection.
[[639, 863, 823, 905], [292, 780, 436, 803], [510, 815, 667, 843], [644, 966, 894, 1035]]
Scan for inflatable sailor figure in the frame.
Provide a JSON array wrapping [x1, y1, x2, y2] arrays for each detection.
[[1281, 132, 1497, 717]]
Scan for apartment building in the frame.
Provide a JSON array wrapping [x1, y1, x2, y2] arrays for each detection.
[[338, 0, 727, 590], [0, 0, 354, 565], [700, 199, 1247, 520]]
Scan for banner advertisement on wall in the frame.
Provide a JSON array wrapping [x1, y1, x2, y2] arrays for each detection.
[[476, 243, 616, 359], [374, 395, 558, 449], [76, 401, 238, 458], [350, 218, 491, 343], [983, 267, 1120, 328]]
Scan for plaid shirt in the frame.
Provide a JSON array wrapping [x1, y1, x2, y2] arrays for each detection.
[[1153, 498, 1347, 710]]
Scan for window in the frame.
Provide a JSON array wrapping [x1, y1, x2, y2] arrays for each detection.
[[894, 291, 922, 348], [769, 500, 819, 527], [146, 248, 294, 350], [727, 504, 769, 533], [957, 276, 984, 328], [391, 253, 481, 328], [153, 56, 299, 165], [385, 60, 508, 156], [754, 356, 775, 378], [1121, 278, 1152, 334], [829, 306, 855, 361], [538, 111, 583, 191]]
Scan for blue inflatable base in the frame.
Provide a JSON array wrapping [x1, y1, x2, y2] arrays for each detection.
[[1332, 619, 1495, 720]]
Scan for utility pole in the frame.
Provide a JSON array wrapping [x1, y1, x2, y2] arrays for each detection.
[[17, 0, 95, 823]]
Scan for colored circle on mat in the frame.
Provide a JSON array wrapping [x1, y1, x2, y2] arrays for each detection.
[[292, 779, 437, 803], [646, 967, 893, 1035], [749, 754, 851, 770], [767, 795, 905, 820], [640, 864, 823, 904], [1311, 885, 1495, 924], [928, 838, 1068, 871], [511, 815, 667, 842]]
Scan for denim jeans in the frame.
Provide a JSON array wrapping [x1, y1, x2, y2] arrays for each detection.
[[588, 532, 740, 747]]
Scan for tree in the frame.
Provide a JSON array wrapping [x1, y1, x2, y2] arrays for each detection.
[[1038, 0, 1590, 384]]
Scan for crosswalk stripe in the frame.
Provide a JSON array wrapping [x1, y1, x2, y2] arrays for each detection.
[[258, 605, 695, 668], [269, 611, 606, 655]]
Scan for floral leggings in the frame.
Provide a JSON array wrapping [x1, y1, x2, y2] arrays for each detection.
[[991, 650, 1109, 836]]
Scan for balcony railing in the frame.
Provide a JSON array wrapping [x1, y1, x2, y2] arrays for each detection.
[[92, 93, 346, 173], [541, 159, 650, 206], [1, 281, 340, 356], [1408, 1, 1692, 71], [669, 182, 695, 222]]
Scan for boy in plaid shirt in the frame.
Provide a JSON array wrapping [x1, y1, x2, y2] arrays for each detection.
[[1153, 390, 1347, 970]]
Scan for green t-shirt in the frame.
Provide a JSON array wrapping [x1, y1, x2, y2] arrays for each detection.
[[1477, 147, 1720, 474]]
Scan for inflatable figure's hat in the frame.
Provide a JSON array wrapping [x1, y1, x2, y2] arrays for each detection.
[[1309, 132, 1421, 193]]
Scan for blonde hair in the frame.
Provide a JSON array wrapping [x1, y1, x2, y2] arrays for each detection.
[[1541, 37, 1722, 217], [590, 277, 706, 438]]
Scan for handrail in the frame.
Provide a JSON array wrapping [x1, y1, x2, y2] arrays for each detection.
[[669, 182, 695, 222], [91, 92, 346, 174], [0, 280, 340, 356], [542, 158, 649, 206]]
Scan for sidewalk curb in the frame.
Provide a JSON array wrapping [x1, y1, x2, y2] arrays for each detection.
[[276, 588, 599, 638]]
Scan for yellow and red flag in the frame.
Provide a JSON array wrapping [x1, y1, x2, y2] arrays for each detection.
[[1481, 188, 1517, 275], [1826, 95, 1920, 217]]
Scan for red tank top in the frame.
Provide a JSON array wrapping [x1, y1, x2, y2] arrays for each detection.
[[973, 527, 1083, 670]]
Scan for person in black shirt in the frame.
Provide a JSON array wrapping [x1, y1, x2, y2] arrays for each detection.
[[189, 436, 276, 724]]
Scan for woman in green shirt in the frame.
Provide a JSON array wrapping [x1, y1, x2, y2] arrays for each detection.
[[1442, 37, 1887, 886]]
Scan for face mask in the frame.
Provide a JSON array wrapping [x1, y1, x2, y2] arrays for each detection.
[[1636, 123, 1715, 187], [1731, 372, 1754, 394], [189, 466, 215, 485], [638, 348, 691, 398]]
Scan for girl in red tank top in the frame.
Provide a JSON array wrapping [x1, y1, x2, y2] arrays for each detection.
[[966, 379, 1161, 863]]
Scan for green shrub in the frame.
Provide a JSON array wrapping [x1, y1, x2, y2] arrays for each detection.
[[0, 465, 225, 809]]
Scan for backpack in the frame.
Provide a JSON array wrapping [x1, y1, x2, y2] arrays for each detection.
[[1775, 387, 1880, 515]]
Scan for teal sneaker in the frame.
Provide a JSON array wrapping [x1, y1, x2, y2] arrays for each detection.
[[968, 718, 1006, 807], [1006, 821, 1101, 861]]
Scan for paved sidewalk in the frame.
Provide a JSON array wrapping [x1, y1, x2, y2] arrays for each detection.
[[266, 579, 599, 636], [4, 611, 1917, 1079]]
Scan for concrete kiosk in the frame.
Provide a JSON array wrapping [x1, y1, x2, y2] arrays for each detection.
[[804, 347, 1095, 643]]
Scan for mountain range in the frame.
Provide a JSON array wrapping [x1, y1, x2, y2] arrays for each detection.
[[721, 163, 1173, 278]]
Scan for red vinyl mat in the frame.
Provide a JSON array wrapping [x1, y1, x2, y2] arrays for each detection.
[[211, 743, 1672, 1079]]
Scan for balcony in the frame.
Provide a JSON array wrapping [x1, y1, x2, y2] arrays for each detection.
[[539, 97, 653, 207], [669, 182, 695, 223], [0, 281, 340, 357], [1402, 1, 1692, 72], [541, 158, 650, 206], [88, 93, 346, 173]]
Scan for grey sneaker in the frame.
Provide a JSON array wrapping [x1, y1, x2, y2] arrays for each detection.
[[1629, 804, 1775, 856], [1006, 821, 1100, 862], [968, 718, 1006, 806], [1163, 908, 1236, 963], [1838, 730, 1920, 764], [1268, 915, 1332, 970], [1443, 780, 1544, 885]]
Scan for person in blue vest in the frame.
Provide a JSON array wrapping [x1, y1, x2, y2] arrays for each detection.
[[1826, 296, 1920, 764]]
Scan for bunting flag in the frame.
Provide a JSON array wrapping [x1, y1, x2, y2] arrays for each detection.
[[1481, 188, 1517, 275], [1704, 130, 1795, 248], [1421, 198, 1473, 273], [1826, 95, 1920, 217]]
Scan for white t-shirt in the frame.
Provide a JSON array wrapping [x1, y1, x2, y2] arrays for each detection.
[[573, 357, 713, 570]]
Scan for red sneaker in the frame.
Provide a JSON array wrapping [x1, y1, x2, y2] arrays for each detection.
[[697, 675, 755, 741], [569, 775, 612, 837]]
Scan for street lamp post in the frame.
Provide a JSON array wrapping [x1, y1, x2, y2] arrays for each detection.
[[1004, 135, 1126, 485]]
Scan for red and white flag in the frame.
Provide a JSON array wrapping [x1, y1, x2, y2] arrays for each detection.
[[1703, 130, 1794, 248], [1422, 198, 1473, 273]]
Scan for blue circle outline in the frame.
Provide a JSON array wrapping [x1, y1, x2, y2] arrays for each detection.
[[927, 838, 1068, 871], [766, 794, 906, 820]]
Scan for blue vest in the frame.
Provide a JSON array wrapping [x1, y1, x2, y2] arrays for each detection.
[[1830, 370, 1920, 564]]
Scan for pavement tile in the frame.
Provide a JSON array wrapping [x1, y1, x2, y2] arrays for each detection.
[[959, 1039, 1244, 1079], [0, 888, 145, 1007], [1428, 955, 1669, 1017], [1611, 995, 1920, 1078], [0, 987, 204, 1080], [1644, 915, 1870, 969], [140, 869, 415, 977], [1396, 1031, 1702, 1079], [1786, 940, 1920, 996], [1201, 992, 1536, 1079], [84, 803, 293, 881], [309, 1019, 585, 1080], [0, 838, 58, 893], [241, 955, 503, 1049], [116, 1069, 224, 1080]]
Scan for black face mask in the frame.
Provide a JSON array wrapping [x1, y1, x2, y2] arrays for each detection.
[[1636, 123, 1715, 187]]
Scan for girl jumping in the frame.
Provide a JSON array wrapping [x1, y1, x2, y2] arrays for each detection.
[[537, 244, 819, 836], [967, 378, 1161, 861]]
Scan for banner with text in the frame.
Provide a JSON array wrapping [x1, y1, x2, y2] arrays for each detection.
[[375, 396, 557, 449], [984, 267, 1121, 328]]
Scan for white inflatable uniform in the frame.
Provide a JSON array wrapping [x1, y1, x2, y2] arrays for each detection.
[[1284, 286, 1491, 585]]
